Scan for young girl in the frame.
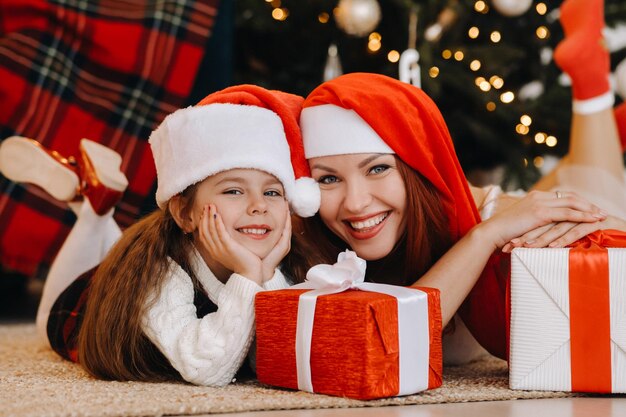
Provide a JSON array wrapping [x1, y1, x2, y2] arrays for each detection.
[[295, 0, 626, 362], [0, 85, 320, 385]]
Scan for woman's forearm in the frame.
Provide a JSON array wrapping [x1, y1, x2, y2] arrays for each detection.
[[413, 188, 606, 326], [412, 223, 497, 326]]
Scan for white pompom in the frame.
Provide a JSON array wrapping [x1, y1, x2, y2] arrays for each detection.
[[289, 177, 321, 218]]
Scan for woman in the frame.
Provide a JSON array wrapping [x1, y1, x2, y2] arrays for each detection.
[[295, 0, 626, 360]]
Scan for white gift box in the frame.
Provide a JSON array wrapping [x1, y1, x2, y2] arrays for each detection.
[[509, 247, 626, 393]]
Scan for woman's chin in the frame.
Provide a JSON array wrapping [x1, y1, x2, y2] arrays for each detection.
[[348, 243, 394, 262]]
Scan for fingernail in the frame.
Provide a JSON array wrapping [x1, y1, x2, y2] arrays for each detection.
[[548, 242, 557, 247], [593, 213, 606, 219], [525, 240, 535, 245], [510, 238, 520, 244]]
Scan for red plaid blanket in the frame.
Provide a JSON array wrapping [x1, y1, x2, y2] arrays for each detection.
[[0, 0, 220, 276]]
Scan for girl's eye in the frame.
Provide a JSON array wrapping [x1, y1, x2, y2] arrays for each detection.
[[318, 175, 339, 185], [224, 189, 243, 195], [264, 190, 283, 197], [369, 165, 390, 175]]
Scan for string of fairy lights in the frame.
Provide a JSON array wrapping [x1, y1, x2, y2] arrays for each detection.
[[262, 0, 561, 169], [469, 1, 557, 171]]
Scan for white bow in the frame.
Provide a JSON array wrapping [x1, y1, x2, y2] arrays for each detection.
[[304, 250, 366, 290]]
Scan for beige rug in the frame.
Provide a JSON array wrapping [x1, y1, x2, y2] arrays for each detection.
[[0, 324, 578, 417]]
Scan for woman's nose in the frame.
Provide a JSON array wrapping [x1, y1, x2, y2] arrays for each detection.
[[342, 180, 372, 213]]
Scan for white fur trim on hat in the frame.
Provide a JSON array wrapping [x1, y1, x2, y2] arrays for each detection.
[[300, 104, 394, 158], [150, 103, 317, 215]]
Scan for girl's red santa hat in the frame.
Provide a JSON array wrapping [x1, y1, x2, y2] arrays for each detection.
[[149, 85, 320, 217]]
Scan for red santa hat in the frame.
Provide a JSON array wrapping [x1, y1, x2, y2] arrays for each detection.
[[149, 85, 320, 217], [300, 72, 480, 240]]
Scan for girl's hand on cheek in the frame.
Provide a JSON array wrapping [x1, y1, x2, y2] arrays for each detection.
[[199, 204, 263, 284], [483, 190, 606, 251], [261, 207, 292, 282]]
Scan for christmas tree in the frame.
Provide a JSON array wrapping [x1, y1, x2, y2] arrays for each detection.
[[235, 0, 626, 188]]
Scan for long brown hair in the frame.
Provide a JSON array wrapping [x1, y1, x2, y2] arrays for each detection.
[[77, 184, 200, 382], [295, 156, 452, 286]]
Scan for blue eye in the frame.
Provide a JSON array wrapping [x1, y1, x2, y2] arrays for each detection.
[[224, 189, 243, 195], [369, 165, 390, 175], [264, 190, 283, 197], [318, 175, 339, 185]]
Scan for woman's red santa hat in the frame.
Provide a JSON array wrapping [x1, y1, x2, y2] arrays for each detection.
[[149, 85, 320, 217]]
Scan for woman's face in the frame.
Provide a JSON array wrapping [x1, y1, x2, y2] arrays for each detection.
[[191, 168, 289, 259], [309, 153, 407, 261]]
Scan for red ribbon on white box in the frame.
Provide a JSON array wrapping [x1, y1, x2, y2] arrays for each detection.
[[290, 250, 430, 396], [567, 230, 626, 392]]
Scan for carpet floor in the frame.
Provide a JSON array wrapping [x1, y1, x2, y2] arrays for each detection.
[[0, 324, 578, 417]]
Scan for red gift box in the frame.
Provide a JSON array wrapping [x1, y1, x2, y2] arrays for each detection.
[[255, 285, 442, 399]]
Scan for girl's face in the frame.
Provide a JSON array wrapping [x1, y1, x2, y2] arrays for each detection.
[[309, 153, 407, 261], [192, 169, 289, 259]]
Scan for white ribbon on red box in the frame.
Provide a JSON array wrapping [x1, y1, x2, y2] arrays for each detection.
[[290, 250, 430, 396]]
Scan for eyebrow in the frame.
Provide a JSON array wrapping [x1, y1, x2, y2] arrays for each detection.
[[357, 154, 387, 168], [214, 177, 246, 186], [310, 154, 388, 172], [214, 176, 282, 188]]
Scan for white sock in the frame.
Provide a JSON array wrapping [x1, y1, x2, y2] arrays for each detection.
[[35, 201, 122, 343]]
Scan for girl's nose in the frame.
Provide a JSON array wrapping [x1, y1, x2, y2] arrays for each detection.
[[248, 194, 268, 215]]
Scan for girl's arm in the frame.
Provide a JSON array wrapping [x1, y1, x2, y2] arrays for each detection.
[[414, 190, 605, 326], [141, 261, 262, 386]]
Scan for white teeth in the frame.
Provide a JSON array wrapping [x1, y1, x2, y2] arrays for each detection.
[[239, 228, 268, 235], [349, 213, 388, 231]]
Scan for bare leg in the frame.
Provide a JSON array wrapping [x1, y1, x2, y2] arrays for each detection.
[[568, 109, 624, 181], [533, 108, 624, 192], [532, 0, 624, 196], [531, 157, 565, 192]]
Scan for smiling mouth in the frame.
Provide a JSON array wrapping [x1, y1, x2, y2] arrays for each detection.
[[345, 211, 389, 232], [237, 227, 270, 236]]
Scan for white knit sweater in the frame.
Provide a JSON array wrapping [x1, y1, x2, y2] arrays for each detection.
[[141, 248, 290, 386]]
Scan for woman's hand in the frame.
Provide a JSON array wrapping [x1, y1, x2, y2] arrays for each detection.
[[198, 204, 263, 284], [261, 208, 292, 282], [502, 214, 626, 252], [480, 190, 606, 251]]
